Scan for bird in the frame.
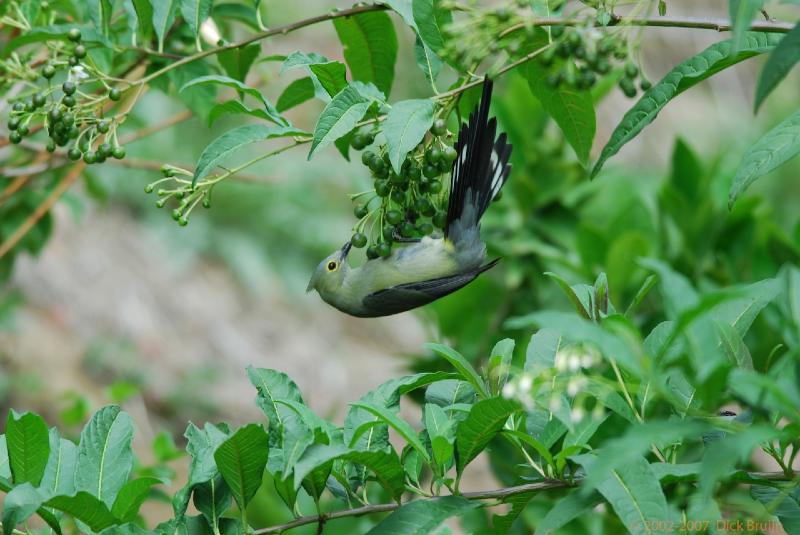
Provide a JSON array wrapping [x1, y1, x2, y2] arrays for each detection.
[[306, 77, 512, 317]]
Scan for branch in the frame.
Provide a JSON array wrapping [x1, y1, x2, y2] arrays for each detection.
[[0, 162, 84, 260], [253, 471, 795, 534]]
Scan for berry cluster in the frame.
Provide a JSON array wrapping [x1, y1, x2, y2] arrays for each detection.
[[3, 29, 127, 163], [143, 166, 213, 227], [348, 119, 456, 259], [540, 26, 650, 98]]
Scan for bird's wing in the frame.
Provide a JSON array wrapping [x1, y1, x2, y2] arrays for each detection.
[[361, 259, 499, 316]]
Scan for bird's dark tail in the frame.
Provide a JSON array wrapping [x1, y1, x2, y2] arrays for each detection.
[[445, 78, 512, 244]]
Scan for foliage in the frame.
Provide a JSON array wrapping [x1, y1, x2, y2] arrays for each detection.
[[1, 0, 800, 534]]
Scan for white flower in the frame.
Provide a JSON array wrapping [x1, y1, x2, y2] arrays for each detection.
[[554, 349, 569, 371], [69, 66, 88, 82], [566, 375, 586, 397], [570, 406, 585, 423], [548, 395, 561, 412], [581, 352, 597, 369], [518, 375, 532, 393], [502, 382, 516, 399], [568, 353, 581, 372], [200, 19, 222, 45]]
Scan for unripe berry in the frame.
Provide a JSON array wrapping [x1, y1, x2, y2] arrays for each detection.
[[431, 118, 447, 136], [351, 232, 368, 248], [67, 28, 81, 42], [109, 88, 121, 101], [354, 204, 369, 219]]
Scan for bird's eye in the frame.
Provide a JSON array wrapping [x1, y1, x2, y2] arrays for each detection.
[[326, 261, 338, 271]]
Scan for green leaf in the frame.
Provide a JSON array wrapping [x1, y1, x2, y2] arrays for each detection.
[[716, 322, 754, 369], [384, 99, 436, 174], [413, 0, 452, 53], [564, 412, 608, 448], [218, 44, 260, 82], [75, 406, 134, 508], [46, 492, 119, 532], [2, 483, 43, 535], [699, 426, 777, 499], [276, 77, 315, 112], [523, 61, 595, 166], [580, 456, 674, 533], [123, 0, 154, 46], [365, 496, 478, 535], [544, 272, 593, 319], [6, 410, 49, 486], [351, 402, 430, 462], [40, 428, 78, 496], [87, 0, 112, 35], [424, 404, 455, 467], [524, 328, 562, 372], [192, 124, 307, 186], [754, 22, 800, 111], [207, 100, 281, 127], [535, 490, 604, 535], [173, 423, 229, 519], [179, 0, 212, 49], [308, 62, 348, 98], [112, 477, 162, 522], [212, 3, 260, 31], [455, 397, 518, 475], [308, 86, 372, 159], [0, 436, 10, 479], [293, 445, 406, 499], [151, 0, 178, 53], [380, 0, 416, 29], [426, 343, 488, 398], [729, 110, 800, 207], [592, 32, 782, 178], [414, 36, 442, 86], [214, 424, 269, 511], [487, 339, 514, 396], [425, 379, 476, 408], [193, 475, 231, 529], [729, 0, 764, 55], [333, 11, 398, 97], [180, 75, 286, 126], [750, 484, 800, 533], [1, 24, 112, 58]]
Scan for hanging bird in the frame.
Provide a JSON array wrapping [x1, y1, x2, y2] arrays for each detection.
[[307, 78, 512, 317]]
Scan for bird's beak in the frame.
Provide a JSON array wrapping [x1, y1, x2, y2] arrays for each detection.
[[339, 241, 352, 261], [306, 275, 316, 293]]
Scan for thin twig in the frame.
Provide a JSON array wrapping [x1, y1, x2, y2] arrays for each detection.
[[0, 162, 84, 260], [252, 471, 794, 534]]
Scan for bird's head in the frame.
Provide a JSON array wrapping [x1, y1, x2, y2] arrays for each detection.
[[306, 241, 352, 294]]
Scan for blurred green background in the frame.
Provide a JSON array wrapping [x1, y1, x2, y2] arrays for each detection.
[[1, 0, 799, 529]]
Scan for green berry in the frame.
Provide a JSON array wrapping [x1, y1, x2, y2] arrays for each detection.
[[386, 209, 402, 225], [399, 222, 415, 238], [17, 125, 29, 136], [109, 88, 121, 101], [551, 25, 565, 38], [443, 146, 457, 162], [428, 180, 442, 194], [390, 189, 405, 204], [540, 47, 556, 66], [354, 204, 369, 219], [613, 47, 627, 60], [12, 102, 24, 112], [9, 131, 22, 144], [390, 171, 406, 184], [382, 225, 395, 242], [640, 79, 652, 91], [68, 56, 78, 66], [98, 143, 112, 157], [67, 28, 81, 42], [433, 211, 447, 228], [112, 147, 125, 159], [83, 151, 96, 164], [595, 59, 610, 74], [162, 166, 174, 177], [407, 165, 421, 181], [375, 180, 390, 197], [68, 126, 79, 139], [33, 93, 46, 108], [94, 153, 106, 163], [8, 118, 19, 130], [619, 78, 637, 98], [625, 62, 639, 78], [68, 148, 81, 160], [351, 232, 368, 248], [62, 81, 76, 95], [362, 150, 377, 166], [366, 246, 380, 259], [431, 118, 447, 136], [74, 45, 87, 59], [46, 140, 57, 153], [427, 146, 442, 164], [178, 217, 188, 227], [171, 208, 182, 221], [63, 95, 76, 107], [144, 184, 154, 194], [61, 112, 74, 126], [422, 163, 439, 179], [418, 222, 434, 235], [377, 242, 392, 258], [203, 198, 211, 208], [415, 197, 435, 216], [97, 120, 110, 133], [350, 133, 367, 150], [372, 159, 388, 178]]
